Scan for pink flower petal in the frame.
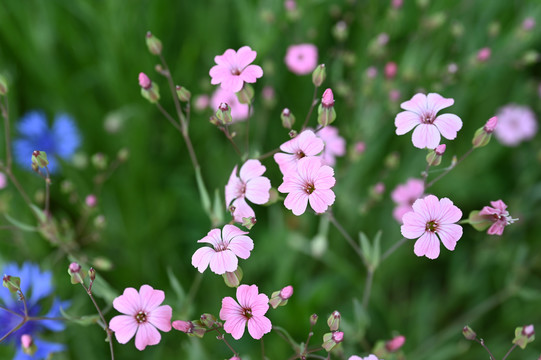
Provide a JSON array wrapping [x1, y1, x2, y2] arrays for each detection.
[[113, 287, 141, 315], [247, 315, 272, 339], [438, 197, 462, 223], [228, 235, 254, 259], [209, 249, 238, 274], [434, 113, 462, 140], [231, 197, 255, 223], [222, 224, 248, 243], [393, 204, 412, 223], [240, 159, 266, 182], [237, 46, 257, 69], [148, 305, 172, 332], [191, 247, 215, 273], [110, 315, 138, 344], [219, 296, 242, 320], [314, 165, 336, 189], [240, 65, 264, 82], [139, 285, 165, 312], [245, 177, 271, 204], [284, 191, 309, 216], [437, 224, 462, 250], [250, 293, 270, 316], [411, 124, 441, 149], [237, 284, 258, 309], [300, 130, 325, 155], [426, 93, 454, 113], [400, 93, 427, 114], [225, 315, 247, 340], [401, 212, 426, 239], [221, 76, 244, 93], [225, 165, 241, 207], [274, 153, 298, 174], [309, 189, 335, 213], [414, 231, 440, 259], [209, 65, 232, 84], [198, 228, 222, 246], [395, 111, 421, 135], [135, 322, 161, 351], [297, 157, 321, 183]]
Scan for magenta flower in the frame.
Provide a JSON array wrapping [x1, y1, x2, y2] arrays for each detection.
[[274, 130, 324, 174], [278, 157, 336, 216], [209, 46, 263, 93], [316, 126, 346, 166], [401, 195, 463, 259], [109, 285, 172, 351], [395, 93, 463, 149], [192, 225, 254, 275], [285, 44, 318, 75], [479, 200, 517, 235], [348, 356, 380, 360], [225, 159, 271, 222], [220, 284, 271, 340], [391, 178, 425, 223], [493, 104, 538, 146], [211, 87, 250, 122]]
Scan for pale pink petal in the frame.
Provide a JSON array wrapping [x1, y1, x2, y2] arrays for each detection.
[[237, 284, 258, 309], [231, 197, 255, 223], [113, 287, 140, 315], [414, 231, 440, 259], [487, 222, 505, 235], [240, 65, 263, 82], [490, 200, 507, 211], [191, 247, 215, 273], [421, 195, 440, 221], [250, 293, 270, 316], [245, 177, 271, 204], [395, 111, 421, 135], [278, 176, 303, 193], [400, 93, 427, 114], [236, 46, 257, 69], [222, 224, 248, 243], [411, 124, 441, 149], [314, 165, 336, 189], [135, 322, 161, 351], [198, 228, 222, 247], [240, 159, 266, 182], [110, 315, 138, 344], [437, 223, 462, 250], [225, 166, 241, 207], [148, 305, 172, 332], [401, 212, 426, 239], [438, 197, 462, 223], [274, 153, 298, 174], [426, 93, 454, 113], [434, 113, 462, 140], [247, 315, 272, 339], [220, 296, 242, 320], [300, 130, 325, 155], [209, 250, 238, 274], [224, 316, 247, 340], [222, 76, 244, 93], [221, 49, 238, 68], [209, 65, 232, 84], [284, 191, 309, 216], [309, 189, 335, 213], [139, 285, 165, 312], [393, 204, 412, 223], [228, 235, 254, 259], [297, 157, 321, 183]]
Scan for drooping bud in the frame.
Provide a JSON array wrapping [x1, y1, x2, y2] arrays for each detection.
[[385, 335, 406, 352], [31, 150, 49, 169], [21, 334, 37, 356], [241, 216, 257, 230], [462, 325, 477, 340], [472, 116, 498, 148], [236, 83, 254, 104], [175, 85, 191, 102], [200, 313, 217, 328], [223, 266, 243, 288], [322, 331, 344, 352], [426, 144, 446, 166], [281, 108, 296, 129], [269, 285, 294, 309], [145, 31, 162, 55], [3, 275, 21, 293], [172, 320, 194, 333], [513, 325, 535, 349], [312, 64, 327, 87], [68, 262, 85, 284], [310, 313, 318, 326], [327, 310, 341, 331], [138, 72, 151, 89], [216, 103, 233, 125], [0, 74, 8, 95], [318, 88, 336, 127]]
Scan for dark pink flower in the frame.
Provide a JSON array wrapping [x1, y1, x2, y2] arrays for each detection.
[[219, 284, 272, 340], [479, 200, 516, 235], [285, 44, 318, 75], [210, 46, 263, 93], [109, 285, 172, 351], [386, 335, 406, 352], [138, 72, 151, 89], [274, 130, 324, 174], [401, 195, 463, 259]]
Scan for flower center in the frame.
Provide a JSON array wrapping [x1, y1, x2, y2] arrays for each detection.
[[421, 112, 436, 124], [242, 308, 253, 319], [135, 311, 147, 323], [304, 183, 315, 194], [296, 150, 306, 159], [426, 220, 438, 232], [231, 67, 242, 76]]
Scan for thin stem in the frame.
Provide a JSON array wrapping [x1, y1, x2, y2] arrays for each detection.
[[474, 338, 496, 360], [421, 163, 430, 188], [213, 327, 238, 356], [158, 53, 184, 128], [501, 343, 517, 360], [222, 127, 243, 157], [381, 237, 409, 262], [1, 97, 12, 170], [256, 148, 279, 160], [0, 320, 25, 343], [425, 147, 474, 189], [245, 103, 251, 154], [185, 272, 203, 315], [260, 338, 265, 360], [301, 86, 319, 131], [0, 304, 23, 317], [156, 102, 182, 132], [20, 291, 28, 317], [327, 212, 367, 266], [44, 166, 51, 218], [362, 269, 374, 309]]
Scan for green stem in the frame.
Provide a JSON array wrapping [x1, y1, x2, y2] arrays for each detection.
[[381, 237, 409, 262], [425, 147, 474, 189], [362, 269, 374, 309], [501, 343, 517, 360], [474, 338, 496, 360], [327, 212, 367, 266], [301, 86, 319, 131]]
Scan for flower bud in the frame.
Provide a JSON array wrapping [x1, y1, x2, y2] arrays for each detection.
[[85, 194, 97, 208], [477, 47, 491, 62], [3, 275, 21, 293], [88, 267, 96, 282], [21, 334, 37, 356], [426, 144, 446, 166], [332, 21, 348, 42], [68, 262, 85, 284], [216, 103, 233, 125], [0, 74, 8, 95], [288, 129, 297, 138], [145, 31, 162, 55], [175, 85, 191, 102], [117, 148, 130, 162], [462, 325, 477, 340], [312, 64, 327, 87], [172, 320, 194, 333], [200, 313, 217, 328], [241, 216, 257, 230], [385, 335, 405, 352], [513, 325, 535, 349], [472, 116, 498, 148], [31, 150, 49, 169], [281, 108, 296, 129], [138, 72, 151, 90], [322, 331, 344, 352], [223, 266, 243, 288], [327, 310, 341, 331], [522, 17, 535, 31], [318, 89, 336, 127], [384, 152, 400, 169], [269, 285, 294, 309], [385, 62, 397, 79], [140, 81, 160, 104], [321, 88, 335, 107], [236, 83, 254, 104]]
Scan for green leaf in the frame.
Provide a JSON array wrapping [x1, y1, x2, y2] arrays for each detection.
[[167, 267, 186, 304], [4, 213, 37, 232], [59, 307, 100, 326], [212, 188, 224, 227], [372, 230, 382, 268], [195, 167, 211, 216], [359, 232, 372, 263]]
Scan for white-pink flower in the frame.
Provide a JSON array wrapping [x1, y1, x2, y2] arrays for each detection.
[[348, 355, 380, 360], [209, 46, 263, 93], [285, 44, 318, 75], [401, 195, 463, 259], [192, 225, 254, 275], [274, 130, 324, 175], [225, 159, 271, 222], [478, 200, 516, 235], [211, 87, 250, 122], [278, 157, 336, 216], [109, 285, 172, 351], [220, 284, 272, 340], [391, 178, 425, 223], [395, 93, 463, 149], [316, 126, 346, 166], [493, 104, 538, 146]]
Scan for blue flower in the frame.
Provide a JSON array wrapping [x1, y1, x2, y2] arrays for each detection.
[[0, 262, 69, 359], [13, 111, 81, 174]]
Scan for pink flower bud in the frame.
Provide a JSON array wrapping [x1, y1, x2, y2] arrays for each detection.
[[21, 334, 33, 348], [138, 72, 151, 89], [523, 324, 535, 338], [385, 335, 406, 352], [69, 262, 81, 273], [332, 331, 344, 342], [391, 0, 403, 9], [355, 141, 366, 154], [522, 17, 535, 31], [384, 62, 397, 79], [435, 144, 446, 155], [327, 310, 341, 331], [85, 194, 97, 208], [194, 95, 210, 111], [322, 88, 335, 107], [484, 116, 498, 133], [374, 182, 385, 195], [172, 320, 194, 333], [262, 86, 275, 101], [477, 47, 491, 62], [280, 285, 294, 300], [389, 89, 401, 102], [310, 313, 318, 326]]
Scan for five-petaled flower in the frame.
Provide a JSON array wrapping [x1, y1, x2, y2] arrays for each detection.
[[209, 46, 263, 93], [391, 178, 425, 223], [395, 93, 462, 149], [479, 199, 517, 235], [274, 130, 324, 175], [401, 195, 463, 259], [284, 44, 318, 75], [219, 284, 272, 340], [192, 225, 254, 275], [109, 285, 172, 351]]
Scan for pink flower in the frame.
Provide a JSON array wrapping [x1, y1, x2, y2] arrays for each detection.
[[209, 46, 263, 93], [225, 159, 271, 222], [109, 285, 172, 351], [522, 17, 535, 31], [219, 284, 272, 340], [366, 66, 378, 79], [138, 72, 151, 89], [211, 87, 250, 122], [194, 94, 210, 111], [317, 126, 346, 166], [386, 335, 406, 351], [477, 47, 491, 62], [479, 200, 517, 235], [278, 157, 336, 216], [391, 178, 425, 223], [395, 93, 463, 149], [493, 104, 538, 146], [192, 225, 254, 275], [85, 194, 97, 207], [349, 356, 380, 360], [385, 61, 397, 79], [0, 171, 6, 189], [274, 130, 324, 174], [285, 44, 318, 75], [401, 195, 463, 259]]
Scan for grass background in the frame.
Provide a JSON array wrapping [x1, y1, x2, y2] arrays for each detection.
[[0, 0, 540, 359]]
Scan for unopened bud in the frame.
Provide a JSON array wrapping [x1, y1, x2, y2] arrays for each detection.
[[216, 103, 233, 124], [385, 335, 406, 352], [327, 310, 341, 331], [138, 72, 151, 89], [322, 331, 344, 352], [462, 325, 477, 340], [269, 285, 294, 309], [85, 194, 97, 208], [318, 89, 336, 127], [332, 21, 348, 42], [117, 148, 129, 162], [310, 313, 318, 326], [321, 88, 335, 107], [21, 334, 37, 356], [172, 320, 194, 333], [473, 116, 498, 148], [68, 262, 85, 284], [88, 267, 96, 282], [190, 320, 207, 338], [141, 81, 160, 103], [288, 129, 297, 138], [145, 31, 162, 55], [31, 150, 49, 169], [3, 275, 21, 293], [176, 85, 191, 102], [312, 64, 327, 87], [200, 313, 217, 328], [523, 324, 535, 338], [0, 74, 8, 95], [237, 84, 254, 104], [426, 144, 446, 166], [91, 153, 108, 170], [385, 62, 397, 79], [281, 108, 296, 129], [513, 325, 535, 349], [477, 47, 491, 62], [384, 152, 400, 169], [223, 267, 243, 288]]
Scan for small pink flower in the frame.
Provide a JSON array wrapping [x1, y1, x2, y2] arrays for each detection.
[[109, 285, 172, 351], [278, 157, 336, 216], [85, 194, 97, 207], [391, 0, 403, 9], [274, 130, 324, 174], [317, 126, 346, 166], [355, 141, 366, 155], [479, 200, 517, 235], [138, 72, 151, 89], [386, 335, 406, 351], [349, 356, 380, 360], [522, 17, 535, 31], [493, 104, 538, 146], [192, 225, 254, 275], [477, 47, 491, 62], [225, 159, 271, 222], [389, 89, 401, 102], [395, 93, 463, 149], [209, 46, 263, 93], [219, 284, 272, 340], [391, 178, 425, 223], [366, 66, 378, 79], [401, 195, 463, 259], [285, 44, 318, 75], [385, 61, 397, 79], [262, 86, 275, 101], [211, 87, 250, 122]]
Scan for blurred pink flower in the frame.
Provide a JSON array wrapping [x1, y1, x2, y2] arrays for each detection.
[[194, 94, 210, 111], [493, 104, 538, 146], [210, 46, 263, 93], [401, 195, 463, 259], [386, 335, 406, 352], [285, 44, 318, 75], [220, 284, 272, 340], [317, 126, 346, 166], [391, 178, 425, 223], [395, 93, 463, 149], [349, 355, 380, 360], [225, 159, 271, 222], [391, 0, 403, 9], [274, 130, 324, 174], [0, 172, 7, 189], [211, 87, 250, 122], [354, 141, 366, 155], [192, 225, 254, 275], [389, 89, 401, 102], [278, 157, 336, 216], [479, 200, 517, 235], [385, 62, 397, 79], [477, 47, 491, 62], [109, 285, 172, 351], [522, 17, 535, 31], [366, 66, 378, 79], [138, 72, 151, 89]]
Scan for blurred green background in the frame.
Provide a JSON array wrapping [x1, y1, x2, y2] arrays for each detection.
[[1, 0, 540, 359]]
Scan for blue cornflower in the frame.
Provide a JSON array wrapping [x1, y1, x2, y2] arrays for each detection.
[[13, 111, 81, 174], [0, 262, 69, 359]]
